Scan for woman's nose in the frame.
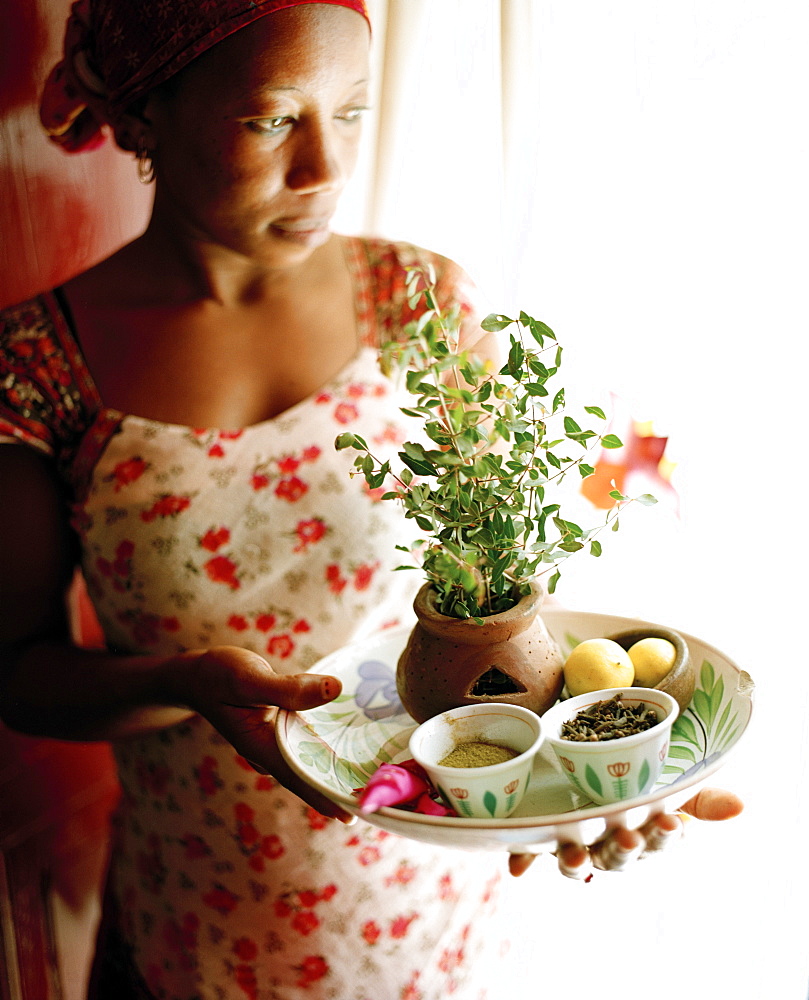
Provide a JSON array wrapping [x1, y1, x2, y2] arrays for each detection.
[[286, 123, 345, 193]]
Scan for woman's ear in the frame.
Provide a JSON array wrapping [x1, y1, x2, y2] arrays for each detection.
[[110, 97, 154, 154]]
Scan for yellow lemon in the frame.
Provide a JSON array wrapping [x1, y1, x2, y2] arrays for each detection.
[[563, 638, 634, 697], [628, 637, 677, 687]]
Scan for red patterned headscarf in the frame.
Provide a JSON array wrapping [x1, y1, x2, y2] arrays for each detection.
[[40, 0, 370, 153]]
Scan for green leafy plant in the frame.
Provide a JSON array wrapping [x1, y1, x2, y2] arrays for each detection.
[[336, 266, 656, 619]]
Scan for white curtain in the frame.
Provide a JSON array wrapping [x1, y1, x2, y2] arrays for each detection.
[[336, 4, 809, 999]]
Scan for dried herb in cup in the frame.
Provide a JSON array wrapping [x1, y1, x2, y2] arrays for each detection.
[[561, 694, 659, 742]]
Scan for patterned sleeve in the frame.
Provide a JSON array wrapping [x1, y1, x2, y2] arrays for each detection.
[[0, 294, 94, 458], [359, 238, 489, 350]]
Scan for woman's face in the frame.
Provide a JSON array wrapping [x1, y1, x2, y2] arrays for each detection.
[[143, 4, 370, 269]]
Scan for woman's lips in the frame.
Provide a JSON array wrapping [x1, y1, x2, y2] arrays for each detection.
[[270, 219, 331, 245]]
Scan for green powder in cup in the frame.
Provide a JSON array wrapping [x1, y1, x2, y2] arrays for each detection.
[[439, 741, 519, 768]]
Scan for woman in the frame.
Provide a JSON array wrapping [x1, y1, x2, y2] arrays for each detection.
[[0, 2, 741, 997]]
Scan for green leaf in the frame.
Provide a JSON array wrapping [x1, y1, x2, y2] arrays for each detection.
[[601, 434, 623, 449], [637, 493, 658, 506], [481, 313, 514, 332], [335, 432, 365, 450], [584, 764, 603, 797], [589, 540, 602, 557], [483, 790, 498, 816], [584, 405, 606, 419], [671, 714, 699, 745], [638, 758, 651, 793]]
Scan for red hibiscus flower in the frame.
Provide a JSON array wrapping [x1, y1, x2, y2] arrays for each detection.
[[111, 456, 147, 491], [275, 476, 308, 502], [292, 618, 311, 633], [362, 920, 381, 945], [389, 914, 418, 939], [197, 756, 221, 797], [333, 402, 359, 424], [306, 808, 328, 831], [140, 494, 191, 522], [237, 819, 259, 847], [208, 443, 225, 458], [260, 834, 284, 860], [235, 802, 255, 823], [234, 963, 258, 999], [302, 445, 321, 462], [291, 911, 320, 936], [353, 563, 379, 591], [255, 613, 276, 632], [233, 937, 258, 962], [278, 455, 300, 475], [251, 473, 270, 491], [202, 884, 240, 915], [293, 518, 327, 552], [204, 555, 240, 589], [200, 526, 231, 551], [267, 634, 294, 659], [228, 615, 249, 631], [296, 956, 329, 987], [182, 835, 211, 860], [358, 846, 381, 866], [346, 383, 365, 398], [325, 564, 347, 594]]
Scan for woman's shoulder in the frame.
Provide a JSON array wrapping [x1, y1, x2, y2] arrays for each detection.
[[0, 289, 99, 459], [1, 290, 63, 339], [346, 234, 463, 286], [343, 235, 485, 346]]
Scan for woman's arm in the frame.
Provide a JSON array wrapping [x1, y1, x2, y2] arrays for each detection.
[[0, 444, 351, 818]]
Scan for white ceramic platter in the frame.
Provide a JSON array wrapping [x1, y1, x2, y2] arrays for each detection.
[[276, 610, 754, 854]]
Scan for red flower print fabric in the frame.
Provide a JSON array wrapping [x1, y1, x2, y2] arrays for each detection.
[[0, 238, 504, 1000]]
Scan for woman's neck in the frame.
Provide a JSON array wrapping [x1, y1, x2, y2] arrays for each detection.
[[108, 217, 339, 310]]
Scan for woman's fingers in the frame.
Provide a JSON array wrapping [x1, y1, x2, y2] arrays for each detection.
[[548, 787, 743, 880], [590, 825, 645, 871], [556, 842, 592, 880], [679, 787, 744, 822], [508, 852, 537, 877], [639, 810, 683, 854], [236, 705, 355, 823]]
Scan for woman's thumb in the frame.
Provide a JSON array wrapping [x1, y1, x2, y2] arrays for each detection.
[[268, 672, 342, 712]]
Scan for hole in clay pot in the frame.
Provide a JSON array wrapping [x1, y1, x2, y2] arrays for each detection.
[[469, 668, 526, 697]]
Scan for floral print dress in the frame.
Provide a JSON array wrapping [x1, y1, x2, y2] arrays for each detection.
[[0, 237, 508, 1000]]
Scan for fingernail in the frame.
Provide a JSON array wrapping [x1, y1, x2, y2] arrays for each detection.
[[592, 832, 644, 871], [557, 843, 591, 879], [245, 759, 269, 775], [644, 816, 683, 853], [339, 813, 358, 826], [558, 850, 592, 881], [320, 676, 340, 700]]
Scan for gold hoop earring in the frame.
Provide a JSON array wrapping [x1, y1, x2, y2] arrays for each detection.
[[136, 137, 155, 185]]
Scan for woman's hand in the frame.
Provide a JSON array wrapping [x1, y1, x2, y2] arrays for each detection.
[[178, 645, 356, 824], [508, 787, 744, 878]]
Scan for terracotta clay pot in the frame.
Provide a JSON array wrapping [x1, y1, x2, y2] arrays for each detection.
[[396, 582, 565, 724]]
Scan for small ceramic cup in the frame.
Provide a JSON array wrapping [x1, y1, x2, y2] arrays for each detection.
[[409, 703, 543, 818], [541, 687, 678, 806]]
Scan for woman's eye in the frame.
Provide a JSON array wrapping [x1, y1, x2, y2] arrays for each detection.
[[338, 106, 369, 123], [249, 116, 294, 135]]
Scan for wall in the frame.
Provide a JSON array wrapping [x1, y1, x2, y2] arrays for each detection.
[[0, 2, 151, 997]]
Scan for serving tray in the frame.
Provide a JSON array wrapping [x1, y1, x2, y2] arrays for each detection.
[[276, 610, 754, 853]]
